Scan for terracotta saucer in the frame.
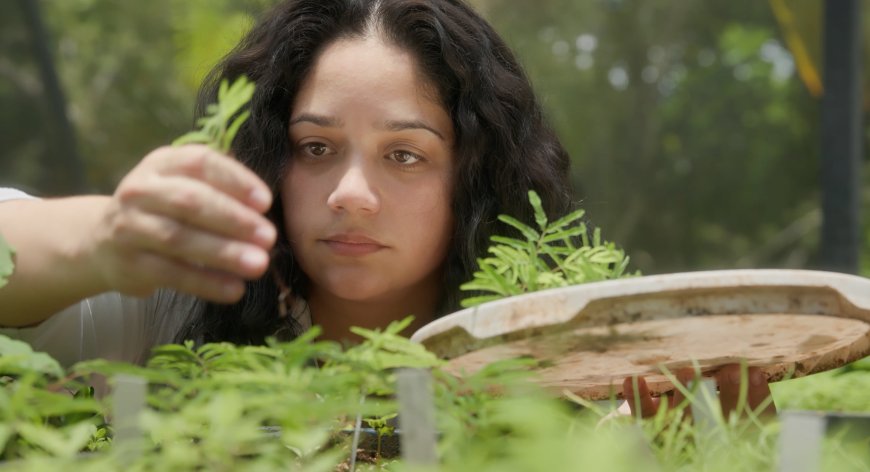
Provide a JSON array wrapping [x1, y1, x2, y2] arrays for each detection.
[[411, 270, 870, 400]]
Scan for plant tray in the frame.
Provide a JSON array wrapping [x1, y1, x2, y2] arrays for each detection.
[[411, 270, 870, 400]]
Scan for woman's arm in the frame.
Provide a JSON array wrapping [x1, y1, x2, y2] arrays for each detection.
[[0, 196, 114, 326], [0, 145, 277, 328]]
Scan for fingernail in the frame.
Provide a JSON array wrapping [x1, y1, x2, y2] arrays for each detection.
[[254, 224, 276, 245], [240, 249, 267, 270], [250, 188, 272, 209]]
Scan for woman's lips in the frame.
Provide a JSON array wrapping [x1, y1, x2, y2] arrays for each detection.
[[321, 234, 387, 256]]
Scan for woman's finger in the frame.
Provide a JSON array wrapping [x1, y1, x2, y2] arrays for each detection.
[[127, 251, 246, 304], [715, 364, 776, 420], [623, 376, 660, 418], [112, 211, 270, 280], [145, 145, 273, 212], [667, 368, 696, 422], [746, 367, 777, 417], [715, 364, 743, 419], [162, 145, 273, 211], [116, 175, 276, 249]]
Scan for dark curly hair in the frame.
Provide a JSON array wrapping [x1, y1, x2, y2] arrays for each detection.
[[175, 0, 573, 345]]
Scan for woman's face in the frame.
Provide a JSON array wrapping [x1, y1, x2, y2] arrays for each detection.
[[282, 36, 455, 304]]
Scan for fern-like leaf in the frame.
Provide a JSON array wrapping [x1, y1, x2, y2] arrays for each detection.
[[460, 190, 638, 307]]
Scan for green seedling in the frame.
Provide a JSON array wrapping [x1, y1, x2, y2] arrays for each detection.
[[172, 75, 255, 153], [461, 189, 638, 307], [363, 413, 397, 459]]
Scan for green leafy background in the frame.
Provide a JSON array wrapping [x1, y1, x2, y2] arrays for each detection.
[[3, 0, 869, 276]]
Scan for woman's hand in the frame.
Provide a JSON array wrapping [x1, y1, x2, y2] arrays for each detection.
[[622, 364, 777, 420], [89, 144, 276, 303]]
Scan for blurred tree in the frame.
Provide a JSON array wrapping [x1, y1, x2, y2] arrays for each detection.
[[472, 0, 821, 273], [0, 0, 265, 193], [0, 3, 56, 194], [17, 0, 86, 194], [42, 0, 204, 191], [2, 0, 868, 276]]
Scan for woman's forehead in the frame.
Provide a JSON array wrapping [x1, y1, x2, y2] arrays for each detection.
[[291, 37, 453, 140]]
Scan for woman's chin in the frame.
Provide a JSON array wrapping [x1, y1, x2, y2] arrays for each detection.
[[317, 280, 390, 303]]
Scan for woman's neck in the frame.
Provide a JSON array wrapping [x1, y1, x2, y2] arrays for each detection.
[[307, 278, 442, 344]]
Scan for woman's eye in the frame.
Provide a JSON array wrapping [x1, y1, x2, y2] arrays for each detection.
[[303, 143, 330, 157], [305, 143, 329, 156], [388, 150, 423, 166]]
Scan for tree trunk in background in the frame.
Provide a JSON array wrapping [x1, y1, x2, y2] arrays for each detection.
[[19, 0, 87, 194]]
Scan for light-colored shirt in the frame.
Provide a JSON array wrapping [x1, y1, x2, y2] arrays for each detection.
[[0, 289, 192, 367], [0, 187, 310, 367]]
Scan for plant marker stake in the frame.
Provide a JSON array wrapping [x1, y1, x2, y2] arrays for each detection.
[[396, 368, 438, 466], [349, 395, 365, 472], [688, 378, 718, 436], [778, 411, 824, 472], [112, 374, 147, 459]]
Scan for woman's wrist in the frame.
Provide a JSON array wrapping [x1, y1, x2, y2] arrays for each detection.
[[63, 195, 116, 295]]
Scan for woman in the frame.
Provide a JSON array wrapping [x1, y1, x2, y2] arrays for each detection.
[[0, 0, 770, 418], [0, 0, 570, 361]]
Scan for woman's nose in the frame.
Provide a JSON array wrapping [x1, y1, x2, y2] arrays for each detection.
[[326, 162, 380, 214]]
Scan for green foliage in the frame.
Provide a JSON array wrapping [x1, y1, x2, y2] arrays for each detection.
[[0, 338, 106, 462], [0, 234, 13, 288], [460, 190, 637, 307], [64, 320, 442, 470], [0, 337, 63, 380], [0, 239, 108, 460], [5, 0, 860, 272], [363, 413, 396, 459], [172, 4, 253, 91], [469, 1, 823, 273], [772, 367, 870, 413], [172, 75, 255, 153], [0, 327, 869, 469]]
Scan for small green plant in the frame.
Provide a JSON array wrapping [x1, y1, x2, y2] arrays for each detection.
[[0, 234, 14, 288], [172, 75, 255, 153], [0, 336, 107, 462], [363, 413, 396, 459], [69, 319, 442, 470], [460, 190, 637, 307]]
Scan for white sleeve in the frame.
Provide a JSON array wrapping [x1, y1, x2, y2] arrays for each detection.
[[0, 292, 152, 367], [0, 289, 198, 368], [0, 187, 38, 202]]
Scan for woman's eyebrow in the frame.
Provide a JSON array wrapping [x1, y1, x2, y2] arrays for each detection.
[[289, 113, 446, 141], [380, 119, 446, 141], [289, 113, 343, 127]]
